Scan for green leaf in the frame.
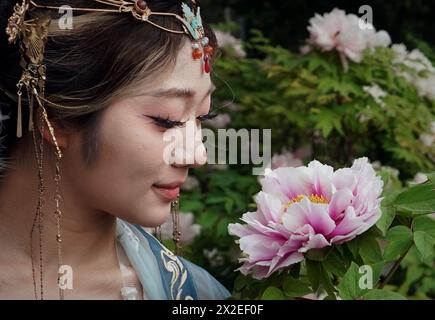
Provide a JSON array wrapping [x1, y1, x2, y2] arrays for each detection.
[[233, 275, 248, 291], [205, 196, 228, 204], [383, 226, 413, 261], [413, 216, 435, 239], [282, 277, 312, 298], [261, 286, 285, 300], [337, 262, 361, 300], [377, 204, 397, 236], [305, 260, 322, 293], [306, 246, 333, 262], [224, 198, 235, 214], [180, 200, 204, 212], [320, 266, 337, 299], [369, 262, 386, 287], [289, 263, 301, 279], [359, 237, 383, 264], [197, 211, 219, 230], [216, 218, 230, 238], [346, 237, 362, 259], [413, 231, 435, 264], [362, 289, 406, 300], [393, 182, 435, 213], [398, 265, 425, 295], [323, 249, 347, 277]]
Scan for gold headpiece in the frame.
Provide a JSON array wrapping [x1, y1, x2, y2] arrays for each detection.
[[5, 0, 214, 138]]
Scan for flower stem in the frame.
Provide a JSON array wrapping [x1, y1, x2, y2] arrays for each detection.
[[377, 244, 413, 289]]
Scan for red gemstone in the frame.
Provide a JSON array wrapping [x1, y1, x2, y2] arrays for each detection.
[[192, 48, 203, 60], [204, 45, 214, 56], [136, 0, 148, 11], [204, 55, 211, 73]]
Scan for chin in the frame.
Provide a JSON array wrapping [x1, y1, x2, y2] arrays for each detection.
[[135, 202, 171, 228]]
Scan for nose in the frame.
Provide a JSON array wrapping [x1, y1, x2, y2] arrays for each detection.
[[187, 142, 207, 169], [170, 119, 208, 168]]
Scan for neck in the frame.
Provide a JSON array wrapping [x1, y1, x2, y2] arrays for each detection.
[[0, 143, 118, 271]]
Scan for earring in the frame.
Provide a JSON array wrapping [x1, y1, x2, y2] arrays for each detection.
[[30, 92, 46, 300], [29, 93, 65, 300], [171, 195, 181, 256], [53, 141, 64, 299], [41, 105, 65, 300]]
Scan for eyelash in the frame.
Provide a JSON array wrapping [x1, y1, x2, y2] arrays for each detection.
[[146, 110, 219, 129]]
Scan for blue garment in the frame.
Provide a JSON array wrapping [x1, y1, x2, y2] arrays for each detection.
[[116, 218, 231, 300]]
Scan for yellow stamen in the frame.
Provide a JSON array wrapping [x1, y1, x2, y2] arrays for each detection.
[[283, 194, 329, 210]]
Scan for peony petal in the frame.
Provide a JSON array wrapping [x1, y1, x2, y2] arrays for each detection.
[[255, 191, 283, 223], [281, 201, 310, 232], [328, 188, 354, 220], [308, 160, 334, 200], [228, 223, 255, 238], [299, 198, 336, 235], [267, 252, 305, 276], [262, 167, 312, 201], [298, 233, 330, 253], [239, 234, 283, 262], [329, 206, 364, 238], [241, 211, 287, 239], [332, 168, 356, 190]]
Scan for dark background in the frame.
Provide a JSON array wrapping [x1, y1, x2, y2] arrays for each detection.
[[201, 0, 434, 51]]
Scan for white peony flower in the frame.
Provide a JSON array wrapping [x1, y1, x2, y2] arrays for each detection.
[[392, 44, 435, 101], [214, 30, 246, 58], [203, 248, 225, 268], [363, 84, 388, 109], [410, 172, 428, 185], [420, 133, 435, 147], [305, 8, 391, 70]]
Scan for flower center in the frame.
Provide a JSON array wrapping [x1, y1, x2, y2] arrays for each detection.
[[283, 194, 329, 210]]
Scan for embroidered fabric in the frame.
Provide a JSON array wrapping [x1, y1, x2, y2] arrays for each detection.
[[115, 219, 231, 300]]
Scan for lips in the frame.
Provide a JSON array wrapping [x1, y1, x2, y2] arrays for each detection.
[[152, 181, 183, 201]]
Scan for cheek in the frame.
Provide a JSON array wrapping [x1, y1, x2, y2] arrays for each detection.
[[65, 112, 170, 221], [96, 117, 166, 188]]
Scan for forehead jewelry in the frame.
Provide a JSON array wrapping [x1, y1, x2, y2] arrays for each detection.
[[16, 0, 214, 73]]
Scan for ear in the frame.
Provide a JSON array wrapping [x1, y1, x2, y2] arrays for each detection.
[[40, 120, 70, 150], [35, 112, 71, 150]]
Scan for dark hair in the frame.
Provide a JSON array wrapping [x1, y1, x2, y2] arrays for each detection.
[[0, 0, 217, 170]]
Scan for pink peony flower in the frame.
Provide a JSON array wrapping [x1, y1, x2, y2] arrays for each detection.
[[269, 148, 304, 170], [228, 157, 383, 279]]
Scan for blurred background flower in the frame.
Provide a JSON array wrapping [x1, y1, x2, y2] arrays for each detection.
[[144, 212, 201, 245]]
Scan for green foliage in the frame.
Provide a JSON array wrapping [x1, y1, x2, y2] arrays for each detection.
[[178, 29, 434, 300], [213, 30, 435, 176]]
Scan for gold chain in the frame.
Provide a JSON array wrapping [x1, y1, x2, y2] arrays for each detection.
[[171, 195, 181, 256]]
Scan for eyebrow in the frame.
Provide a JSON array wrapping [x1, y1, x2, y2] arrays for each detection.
[[149, 83, 216, 102]]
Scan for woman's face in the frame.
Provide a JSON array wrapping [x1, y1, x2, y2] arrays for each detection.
[[62, 41, 212, 227]]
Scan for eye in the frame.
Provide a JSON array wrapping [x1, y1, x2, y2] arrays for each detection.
[[144, 108, 219, 129], [197, 109, 219, 122], [146, 115, 186, 129]]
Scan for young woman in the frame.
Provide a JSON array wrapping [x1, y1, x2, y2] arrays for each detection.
[[0, 0, 230, 300]]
